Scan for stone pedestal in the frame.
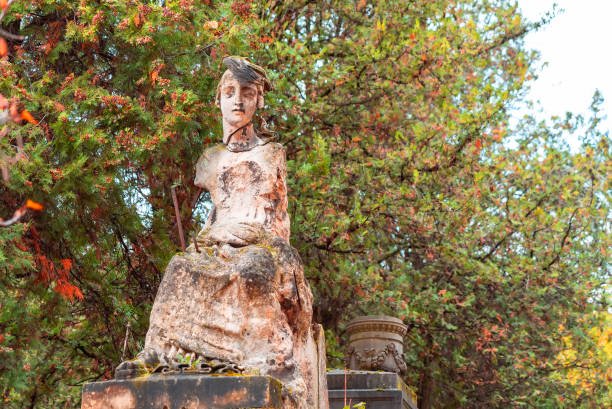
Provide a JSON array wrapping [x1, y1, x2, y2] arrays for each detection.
[[345, 315, 408, 375], [81, 374, 284, 409], [327, 370, 417, 409]]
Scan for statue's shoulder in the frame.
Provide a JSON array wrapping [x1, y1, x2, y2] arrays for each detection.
[[261, 141, 286, 156], [258, 142, 286, 167], [194, 144, 225, 189], [202, 143, 226, 157], [197, 144, 225, 165]]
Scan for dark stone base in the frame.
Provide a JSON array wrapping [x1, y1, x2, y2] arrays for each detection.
[[81, 374, 283, 409], [327, 370, 417, 409]]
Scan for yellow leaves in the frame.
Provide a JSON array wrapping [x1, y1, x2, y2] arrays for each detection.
[[413, 169, 420, 184], [376, 18, 386, 32], [556, 312, 612, 397], [534, 207, 543, 218]]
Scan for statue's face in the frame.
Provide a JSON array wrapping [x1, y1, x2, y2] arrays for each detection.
[[219, 73, 259, 129]]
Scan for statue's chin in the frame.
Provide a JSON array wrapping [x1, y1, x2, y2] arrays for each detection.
[[224, 114, 251, 127]]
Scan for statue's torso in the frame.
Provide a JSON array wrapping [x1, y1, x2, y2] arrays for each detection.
[[194, 142, 290, 242]]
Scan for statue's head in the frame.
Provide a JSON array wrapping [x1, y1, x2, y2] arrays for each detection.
[[216, 57, 271, 142]]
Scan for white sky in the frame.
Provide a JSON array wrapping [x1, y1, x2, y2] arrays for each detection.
[[516, 0, 612, 134]]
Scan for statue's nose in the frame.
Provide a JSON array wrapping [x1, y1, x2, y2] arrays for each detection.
[[235, 89, 244, 103]]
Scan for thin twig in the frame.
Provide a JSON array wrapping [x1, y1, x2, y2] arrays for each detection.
[[0, 1, 26, 41], [0, 0, 16, 24], [192, 232, 200, 253], [0, 204, 26, 226], [1, 152, 8, 181], [0, 28, 24, 41], [121, 322, 131, 362], [171, 186, 186, 251]]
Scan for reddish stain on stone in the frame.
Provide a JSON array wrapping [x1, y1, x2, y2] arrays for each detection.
[[81, 386, 135, 409], [213, 387, 248, 406]]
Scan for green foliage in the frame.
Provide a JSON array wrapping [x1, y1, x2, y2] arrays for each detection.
[[0, 1, 609, 408]]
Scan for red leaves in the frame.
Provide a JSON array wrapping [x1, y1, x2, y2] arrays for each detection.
[[231, 0, 252, 19]]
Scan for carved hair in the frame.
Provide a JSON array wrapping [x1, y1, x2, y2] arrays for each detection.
[[215, 56, 271, 109]]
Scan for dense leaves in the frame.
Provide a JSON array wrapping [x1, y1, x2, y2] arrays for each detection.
[[0, 1, 610, 408]]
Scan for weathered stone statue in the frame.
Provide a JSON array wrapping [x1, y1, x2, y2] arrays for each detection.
[[114, 57, 327, 409]]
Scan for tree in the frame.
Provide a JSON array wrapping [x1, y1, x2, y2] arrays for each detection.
[[0, 1, 609, 408]]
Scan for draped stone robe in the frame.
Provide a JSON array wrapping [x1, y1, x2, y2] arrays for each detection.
[[192, 142, 290, 246]]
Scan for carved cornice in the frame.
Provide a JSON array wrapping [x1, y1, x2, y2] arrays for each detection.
[[345, 315, 408, 337]]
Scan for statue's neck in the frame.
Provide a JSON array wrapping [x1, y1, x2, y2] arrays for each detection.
[[223, 122, 261, 151]]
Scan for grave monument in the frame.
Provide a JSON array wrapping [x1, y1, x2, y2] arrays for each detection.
[[82, 57, 328, 409]]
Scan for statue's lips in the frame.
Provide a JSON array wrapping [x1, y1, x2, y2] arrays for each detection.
[[232, 109, 245, 113]]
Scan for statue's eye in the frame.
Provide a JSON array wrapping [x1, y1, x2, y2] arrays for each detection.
[[223, 86, 235, 96], [242, 89, 255, 99]]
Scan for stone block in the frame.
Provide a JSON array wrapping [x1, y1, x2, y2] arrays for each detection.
[[81, 374, 284, 409], [326, 370, 417, 409]]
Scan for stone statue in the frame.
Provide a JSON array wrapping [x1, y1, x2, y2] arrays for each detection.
[[188, 57, 289, 251], [115, 57, 327, 409]]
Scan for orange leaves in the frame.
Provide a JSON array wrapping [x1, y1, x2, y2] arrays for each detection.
[[491, 128, 504, 142], [150, 70, 158, 84], [150, 63, 165, 85], [0, 38, 7, 57], [26, 199, 43, 211], [36, 254, 83, 302], [21, 110, 38, 125], [59, 258, 72, 271], [0, 0, 7, 10], [54, 279, 84, 302], [133, 13, 142, 28], [203, 20, 219, 30]]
